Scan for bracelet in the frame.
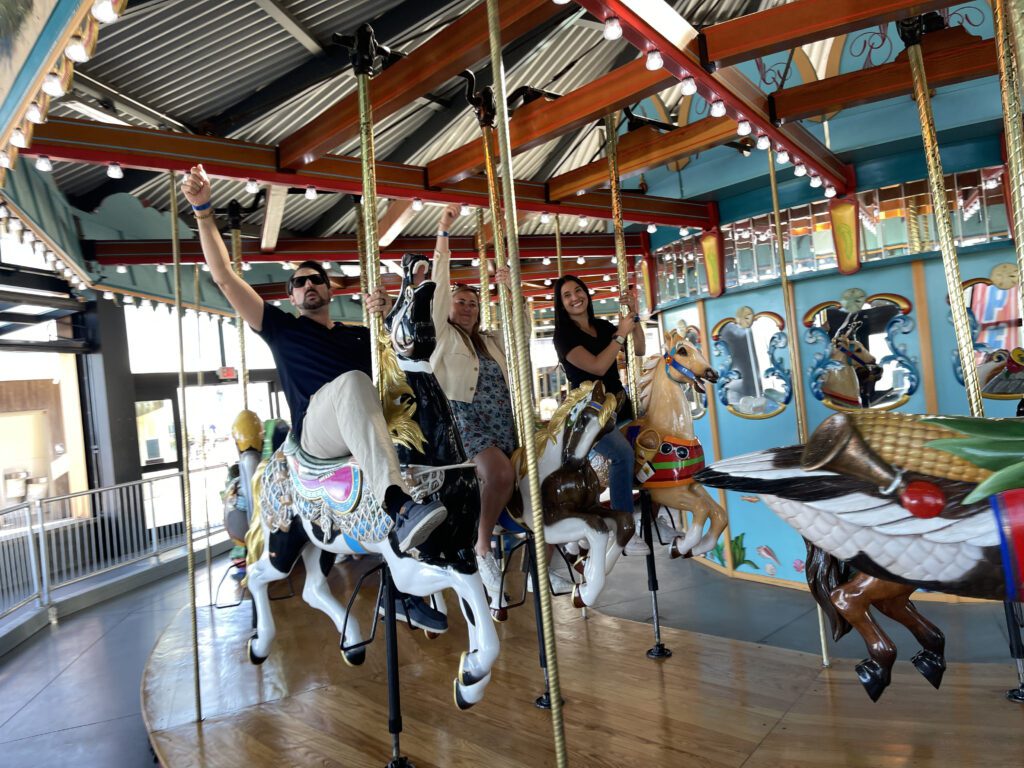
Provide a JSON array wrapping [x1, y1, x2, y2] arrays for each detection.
[[613, 335, 626, 346], [437, 231, 449, 237], [195, 211, 214, 220], [191, 202, 212, 212]]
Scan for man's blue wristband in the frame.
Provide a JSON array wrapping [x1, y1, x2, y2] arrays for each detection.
[[192, 202, 212, 212]]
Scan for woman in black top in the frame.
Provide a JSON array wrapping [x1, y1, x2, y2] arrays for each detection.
[[552, 275, 645, 519]]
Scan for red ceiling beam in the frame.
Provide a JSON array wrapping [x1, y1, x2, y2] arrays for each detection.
[[701, 0, 953, 69], [574, 0, 852, 194], [548, 117, 736, 200], [426, 58, 677, 186], [91, 233, 646, 266], [30, 118, 714, 229], [773, 27, 996, 123], [277, 0, 560, 169]]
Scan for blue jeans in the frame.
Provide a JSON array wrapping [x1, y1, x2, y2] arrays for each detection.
[[594, 428, 635, 514]]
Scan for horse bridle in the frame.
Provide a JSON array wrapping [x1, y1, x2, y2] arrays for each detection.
[[664, 350, 699, 383]]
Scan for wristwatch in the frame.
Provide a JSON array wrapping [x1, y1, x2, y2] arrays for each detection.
[[613, 335, 626, 346]]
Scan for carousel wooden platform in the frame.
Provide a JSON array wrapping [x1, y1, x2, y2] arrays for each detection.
[[143, 560, 1024, 768]]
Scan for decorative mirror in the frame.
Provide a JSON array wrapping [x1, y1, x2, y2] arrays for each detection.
[[804, 288, 917, 411], [955, 264, 1024, 398], [674, 322, 707, 419], [711, 307, 792, 418]]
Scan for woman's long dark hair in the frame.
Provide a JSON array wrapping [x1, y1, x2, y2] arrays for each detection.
[[552, 274, 596, 341], [449, 285, 493, 360]]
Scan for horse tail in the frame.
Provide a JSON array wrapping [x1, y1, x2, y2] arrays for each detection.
[[804, 540, 853, 641], [241, 460, 269, 588]]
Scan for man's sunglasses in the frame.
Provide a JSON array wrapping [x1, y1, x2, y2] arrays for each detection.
[[290, 274, 327, 289]]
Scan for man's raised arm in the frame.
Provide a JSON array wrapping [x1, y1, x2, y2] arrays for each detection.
[[180, 165, 266, 331]]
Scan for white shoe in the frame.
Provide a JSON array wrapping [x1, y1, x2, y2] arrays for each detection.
[[624, 534, 650, 556], [656, 509, 683, 539], [527, 568, 576, 594], [476, 551, 504, 596]]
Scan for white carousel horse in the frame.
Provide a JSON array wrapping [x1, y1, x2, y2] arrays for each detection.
[[820, 331, 883, 409], [243, 275, 498, 710], [509, 380, 633, 608], [622, 328, 728, 558]]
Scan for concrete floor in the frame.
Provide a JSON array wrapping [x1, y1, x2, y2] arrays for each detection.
[[0, 550, 1019, 767]]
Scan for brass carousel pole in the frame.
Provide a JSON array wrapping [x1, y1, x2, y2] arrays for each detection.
[[485, 1, 566, 764], [994, 0, 1024, 322], [193, 266, 213, 608], [554, 212, 564, 277], [767, 151, 830, 667], [354, 197, 370, 327], [899, 17, 985, 416], [170, 171, 202, 722], [476, 207, 492, 331], [228, 201, 249, 409]]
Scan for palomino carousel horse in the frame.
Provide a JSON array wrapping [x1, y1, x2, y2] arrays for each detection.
[[243, 260, 498, 710], [820, 330, 885, 409], [508, 380, 633, 608], [622, 328, 727, 559], [698, 410, 1024, 701]]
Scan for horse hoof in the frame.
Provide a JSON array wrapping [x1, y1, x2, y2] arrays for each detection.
[[669, 539, 682, 559], [458, 651, 485, 687], [491, 606, 508, 623], [855, 658, 891, 702], [453, 679, 475, 711], [911, 649, 946, 690], [424, 630, 441, 640], [571, 585, 586, 610], [248, 636, 267, 666], [342, 646, 366, 667], [573, 556, 586, 575]]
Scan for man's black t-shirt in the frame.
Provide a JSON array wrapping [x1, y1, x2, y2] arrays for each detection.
[[255, 303, 371, 440], [553, 317, 627, 403]]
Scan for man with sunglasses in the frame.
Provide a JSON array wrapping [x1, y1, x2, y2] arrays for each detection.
[[181, 165, 447, 569]]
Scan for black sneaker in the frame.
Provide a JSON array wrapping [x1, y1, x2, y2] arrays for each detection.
[[393, 499, 447, 552], [378, 597, 448, 633]]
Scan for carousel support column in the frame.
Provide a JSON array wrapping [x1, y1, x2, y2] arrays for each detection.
[[554, 213, 564, 277], [486, 2, 566, 764], [352, 25, 408, 767], [768, 151, 830, 669], [993, 0, 1024, 701], [906, 197, 922, 255], [476, 207, 492, 331], [193, 265, 213, 609], [605, 113, 668, 659], [228, 200, 249, 409], [354, 197, 370, 327], [170, 171, 202, 722]]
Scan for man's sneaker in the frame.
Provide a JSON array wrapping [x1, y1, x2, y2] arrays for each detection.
[[476, 550, 504, 595], [393, 499, 447, 552], [656, 509, 683, 539], [379, 596, 448, 633], [624, 533, 650, 556], [527, 568, 576, 594]]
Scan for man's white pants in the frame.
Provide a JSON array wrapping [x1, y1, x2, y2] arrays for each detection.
[[299, 371, 409, 502]]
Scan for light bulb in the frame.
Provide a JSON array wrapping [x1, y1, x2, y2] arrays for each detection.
[[0, 204, 7, 219], [577, 214, 588, 227], [304, 185, 317, 200], [26, 102, 44, 125], [645, 50, 663, 71], [776, 147, 789, 164], [542, 257, 551, 266], [201, 263, 210, 272], [680, 76, 697, 96], [245, 179, 259, 194], [577, 255, 586, 265], [322, 262, 332, 270], [709, 99, 726, 118], [736, 118, 751, 137], [755, 133, 770, 151], [42, 73, 66, 98], [793, 162, 807, 177], [0, 150, 9, 168], [411, 197, 424, 212], [611, 255, 618, 264], [8, 218, 21, 233], [106, 162, 123, 179], [678, 227, 687, 237], [603, 274, 612, 281], [22, 229, 34, 244], [280, 262, 290, 269], [539, 211, 551, 224], [241, 262, 252, 271], [603, 17, 623, 40], [272, 300, 281, 307], [809, 174, 822, 188], [460, 203, 472, 216], [91, 0, 121, 24], [102, 291, 114, 301], [123, 294, 134, 304], [984, 178, 999, 190], [10, 128, 27, 148], [116, 264, 127, 274], [35, 155, 52, 172], [141, 299, 152, 310], [156, 264, 167, 273], [471, 257, 480, 267], [544, 278, 552, 286], [824, 184, 837, 198], [65, 36, 90, 63], [646, 223, 657, 234]]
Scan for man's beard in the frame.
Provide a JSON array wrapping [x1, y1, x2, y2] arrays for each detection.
[[298, 291, 325, 310]]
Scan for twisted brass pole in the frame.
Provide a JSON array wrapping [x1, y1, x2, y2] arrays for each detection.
[[605, 114, 641, 417], [353, 199, 370, 327], [476, 207, 492, 331], [486, 2, 566, 764], [230, 228, 249, 409], [995, 0, 1024, 321], [356, 78, 386, 404], [170, 172, 202, 722], [902, 24, 985, 416], [906, 197, 922, 255]]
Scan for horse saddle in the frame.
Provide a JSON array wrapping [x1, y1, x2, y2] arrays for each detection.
[[624, 425, 705, 488]]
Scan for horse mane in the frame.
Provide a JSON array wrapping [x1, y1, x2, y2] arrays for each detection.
[[379, 334, 427, 453], [636, 354, 662, 416]]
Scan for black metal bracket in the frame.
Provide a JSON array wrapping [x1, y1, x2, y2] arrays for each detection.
[[897, 12, 946, 48], [767, 93, 782, 127], [696, 30, 715, 73], [459, 70, 498, 129], [506, 84, 561, 113], [622, 106, 675, 134], [334, 23, 404, 77]]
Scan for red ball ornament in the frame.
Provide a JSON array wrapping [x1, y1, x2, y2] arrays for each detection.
[[899, 480, 946, 519]]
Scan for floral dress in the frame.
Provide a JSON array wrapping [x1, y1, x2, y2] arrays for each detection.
[[450, 353, 516, 458]]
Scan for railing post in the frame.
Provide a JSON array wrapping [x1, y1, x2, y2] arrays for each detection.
[[148, 479, 159, 555], [32, 500, 51, 611], [22, 504, 43, 610]]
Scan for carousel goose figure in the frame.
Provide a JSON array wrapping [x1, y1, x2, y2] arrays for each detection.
[[697, 410, 1024, 701]]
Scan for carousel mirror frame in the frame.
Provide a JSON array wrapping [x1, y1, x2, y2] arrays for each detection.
[[802, 290, 918, 413], [711, 307, 792, 420], [955, 265, 1024, 400]]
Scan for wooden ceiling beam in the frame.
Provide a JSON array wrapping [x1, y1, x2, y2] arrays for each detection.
[[277, 0, 560, 169]]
